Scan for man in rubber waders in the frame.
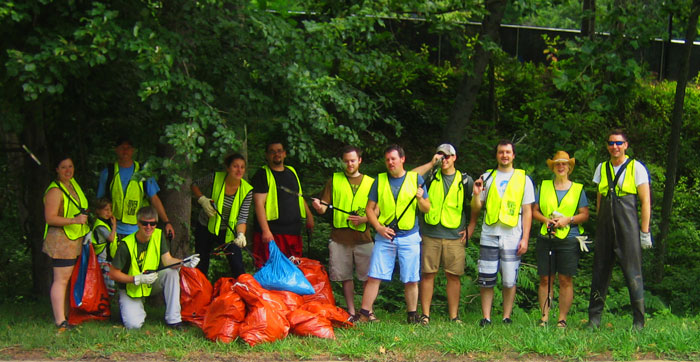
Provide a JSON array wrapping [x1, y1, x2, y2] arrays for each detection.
[[471, 139, 535, 327], [588, 129, 652, 330]]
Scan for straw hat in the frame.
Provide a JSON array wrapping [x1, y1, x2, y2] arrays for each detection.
[[546, 151, 575, 174]]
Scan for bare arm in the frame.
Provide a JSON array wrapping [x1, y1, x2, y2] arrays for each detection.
[[637, 183, 651, 233], [191, 184, 204, 199], [149, 194, 175, 238], [411, 154, 442, 176], [367, 199, 394, 239], [416, 187, 431, 213], [44, 188, 87, 226], [517, 203, 532, 256], [304, 199, 314, 229], [254, 192, 273, 242], [108, 266, 135, 284]]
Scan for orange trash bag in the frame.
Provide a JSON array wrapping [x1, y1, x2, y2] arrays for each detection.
[[68, 243, 110, 325], [291, 257, 336, 306], [202, 290, 246, 343], [180, 267, 213, 328], [301, 301, 353, 328], [212, 277, 238, 299], [235, 274, 289, 314], [235, 281, 290, 346], [287, 309, 335, 339], [270, 289, 304, 311]]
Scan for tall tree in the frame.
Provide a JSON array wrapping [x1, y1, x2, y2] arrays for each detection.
[[442, 0, 508, 150], [654, 0, 700, 281]]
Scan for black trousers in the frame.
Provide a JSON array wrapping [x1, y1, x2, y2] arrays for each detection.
[[588, 194, 645, 327], [194, 223, 245, 278]]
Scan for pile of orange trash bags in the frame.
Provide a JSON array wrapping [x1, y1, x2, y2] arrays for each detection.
[[179, 257, 353, 346]]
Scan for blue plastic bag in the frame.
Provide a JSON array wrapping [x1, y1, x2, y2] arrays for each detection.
[[254, 241, 315, 295]]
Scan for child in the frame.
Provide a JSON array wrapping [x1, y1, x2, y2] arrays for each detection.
[[92, 198, 117, 295]]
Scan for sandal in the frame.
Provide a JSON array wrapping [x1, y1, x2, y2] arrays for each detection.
[[557, 320, 567, 328], [418, 314, 430, 326], [56, 320, 75, 332], [451, 317, 463, 324], [538, 319, 548, 327], [358, 310, 379, 323]]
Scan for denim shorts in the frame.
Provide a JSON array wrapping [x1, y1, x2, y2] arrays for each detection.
[[368, 232, 421, 283]]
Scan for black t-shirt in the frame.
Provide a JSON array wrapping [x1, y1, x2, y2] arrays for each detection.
[[251, 166, 303, 235]]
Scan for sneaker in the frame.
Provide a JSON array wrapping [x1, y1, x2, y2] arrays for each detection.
[[502, 317, 512, 324], [479, 318, 491, 327], [166, 322, 186, 330]]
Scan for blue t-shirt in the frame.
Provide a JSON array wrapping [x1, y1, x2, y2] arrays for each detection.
[[368, 172, 428, 237], [97, 164, 160, 235], [535, 184, 588, 237]]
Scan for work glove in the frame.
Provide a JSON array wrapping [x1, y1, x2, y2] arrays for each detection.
[[197, 196, 216, 218], [183, 254, 201, 268], [640, 231, 653, 249], [576, 236, 592, 252], [134, 272, 158, 286], [234, 232, 247, 248]]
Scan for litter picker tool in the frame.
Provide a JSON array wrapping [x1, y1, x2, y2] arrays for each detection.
[[278, 185, 359, 215], [143, 254, 198, 274], [208, 200, 252, 257]]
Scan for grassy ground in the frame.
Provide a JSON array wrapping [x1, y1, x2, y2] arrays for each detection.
[[1, 299, 699, 361]]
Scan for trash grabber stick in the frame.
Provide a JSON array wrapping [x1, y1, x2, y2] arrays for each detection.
[[278, 185, 356, 215], [208, 200, 252, 257], [543, 223, 554, 319], [22, 144, 89, 216]]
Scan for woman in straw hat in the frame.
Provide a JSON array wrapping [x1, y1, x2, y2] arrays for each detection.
[[533, 151, 589, 328]]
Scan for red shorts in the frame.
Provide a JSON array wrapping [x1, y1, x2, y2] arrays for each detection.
[[253, 232, 303, 268]]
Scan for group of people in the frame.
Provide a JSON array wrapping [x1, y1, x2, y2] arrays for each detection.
[[42, 129, 651, 333]]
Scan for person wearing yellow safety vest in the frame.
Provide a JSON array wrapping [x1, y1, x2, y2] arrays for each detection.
[[411, 143, 474, 325], [588, 129, 651, 330], [42, 156, 90, 331], [109, 206, 200, 329], [96, 136, 175, 240], [191, 153, 253, 277], [471, 140, 535, 327], [356, 144, 431, 324], [532, 151, 589, 329], [252, 141, 314, 268], [311, 146, 377, 320], [91, 198, 118, 295]]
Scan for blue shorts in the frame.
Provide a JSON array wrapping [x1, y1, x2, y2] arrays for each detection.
[[368, 232, 421, 283]]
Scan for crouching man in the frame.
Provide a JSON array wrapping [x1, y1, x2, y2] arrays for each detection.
[[109, 206, 199, 329]]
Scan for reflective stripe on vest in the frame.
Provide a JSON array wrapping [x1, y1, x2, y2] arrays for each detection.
[[424, 171, 463, 228], [332, 172, 374, 232], [207, 172, 253, 243], [538, 180, 584, 239], [91, 218, 112, 256], [484, 169, 526, 227], [43, 178, 89, 240], [124, 228, 162, 298], [598, 157, 638, 197], [110, 162, 147, 225], [263, 165, 306, 221], [377, 172, 418, 230]]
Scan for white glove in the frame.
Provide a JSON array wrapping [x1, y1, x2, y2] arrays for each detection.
[[197, 196, 216, 218], [640, 231, 653, 249], [576, 236, 592, 252], [234, 232, 247, 248], [183, 253, 201, 268], [134, 272, 158, 286]]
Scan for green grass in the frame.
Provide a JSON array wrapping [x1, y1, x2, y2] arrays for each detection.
[[1, 299, 699, 361]]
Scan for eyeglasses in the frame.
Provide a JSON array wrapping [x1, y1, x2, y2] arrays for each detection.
[[267, 149, 285, 155], [607, 141, 625, 146], [437, 152, 452, 158], [139, 220, 158, 227]]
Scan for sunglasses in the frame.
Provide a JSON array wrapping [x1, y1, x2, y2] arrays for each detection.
[[437, 152, 452, 158], [139, 220, 158, 227], [607, 141, 625, 146]]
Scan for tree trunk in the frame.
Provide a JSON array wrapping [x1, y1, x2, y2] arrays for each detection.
[[19, 104, 53, 296], [581, 0, 596, 38], [442, 0, 508, 150], [654, 0, 700, 282], [156, 143, 192, 259]]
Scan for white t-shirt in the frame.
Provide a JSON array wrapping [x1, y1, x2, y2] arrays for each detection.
[[592, 160, 649, 188], [478, 169, 535, 237]]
